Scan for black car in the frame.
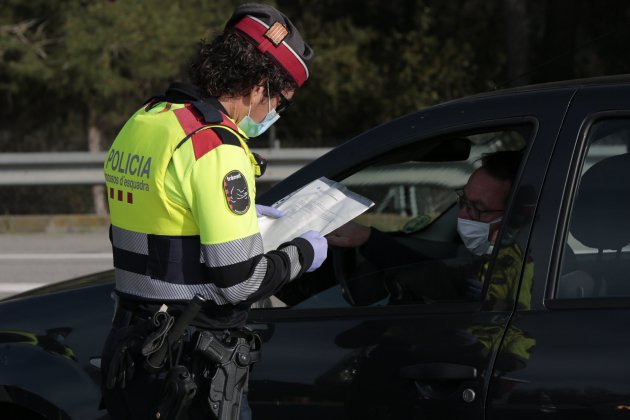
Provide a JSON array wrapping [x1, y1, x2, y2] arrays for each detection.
[[3, 76, 630, 419]]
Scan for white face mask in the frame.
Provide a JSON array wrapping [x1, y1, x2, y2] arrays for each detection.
[[457, 217, 502, 256], [238, 82, 280, 138]]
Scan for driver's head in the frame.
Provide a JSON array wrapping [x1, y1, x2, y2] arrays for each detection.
[[457, 150, 523, 254]]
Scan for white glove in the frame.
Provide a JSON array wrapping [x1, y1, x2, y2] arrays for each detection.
[[255, 204, 286, 218], [299, 230, 328, 272]]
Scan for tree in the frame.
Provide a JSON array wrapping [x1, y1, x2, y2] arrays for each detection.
[[3, 0, 630, 215], [1, 0, 236, 213], [275, 0, 505, 146]]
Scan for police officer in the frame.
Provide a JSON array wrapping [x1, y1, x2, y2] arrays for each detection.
[[101, 4, 326, 419]]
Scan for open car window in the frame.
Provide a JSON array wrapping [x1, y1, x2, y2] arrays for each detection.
[[345, 130, 526, 235], [272, 125, 531, 310]]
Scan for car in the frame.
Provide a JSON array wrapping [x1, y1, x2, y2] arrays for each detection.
[[3, 75, 630, 419]]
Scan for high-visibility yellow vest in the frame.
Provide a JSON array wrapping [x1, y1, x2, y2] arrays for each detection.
[[104, 95, 263, 304]]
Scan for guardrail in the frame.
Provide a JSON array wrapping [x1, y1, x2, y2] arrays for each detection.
[[0, 144, 621, 187], [0, 148, 332, 186]]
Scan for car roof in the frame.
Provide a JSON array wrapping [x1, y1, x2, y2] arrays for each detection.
[[262, 74, 630, 204], [447, 74, 630, 104]]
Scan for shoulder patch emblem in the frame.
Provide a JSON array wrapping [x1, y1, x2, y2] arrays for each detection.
[[223, 170, 250, 215]]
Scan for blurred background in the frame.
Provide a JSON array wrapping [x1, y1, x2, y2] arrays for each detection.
[[2, 0, 630, 293]]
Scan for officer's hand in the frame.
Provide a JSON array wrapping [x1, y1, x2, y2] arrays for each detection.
[[255, 204, 285, 218], [299, 230, 328, 272], [326, 222, 371, 248]]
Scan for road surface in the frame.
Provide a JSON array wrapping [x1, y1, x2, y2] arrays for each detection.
[[0, 231, 112, 299]]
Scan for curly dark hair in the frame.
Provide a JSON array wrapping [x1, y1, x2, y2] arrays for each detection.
[[189, 30, 298, 100]]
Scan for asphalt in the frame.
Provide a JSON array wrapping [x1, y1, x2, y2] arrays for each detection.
[[0, 214, 110, 234], [0, 215, 112, 299]]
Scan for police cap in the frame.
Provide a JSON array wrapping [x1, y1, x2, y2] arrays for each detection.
[[226, 3, 314, 87]]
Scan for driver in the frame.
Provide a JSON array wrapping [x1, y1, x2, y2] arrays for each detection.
[[327, 150, 526, 303]]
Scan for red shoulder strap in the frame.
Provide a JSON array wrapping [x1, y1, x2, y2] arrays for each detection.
[[173, 104, 243, 160]]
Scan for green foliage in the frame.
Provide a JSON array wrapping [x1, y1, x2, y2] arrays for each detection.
[[0, 0, 57, 89], [58, 1, 211, 102], [0, 0, 234, 151], [274, 0, 503, 145], [2, 0, 630, 152], [3, 0, 630, 214]]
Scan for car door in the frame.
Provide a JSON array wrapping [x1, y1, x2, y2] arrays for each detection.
[[487, 82, 630, 418], [247, 88, 574, 420]]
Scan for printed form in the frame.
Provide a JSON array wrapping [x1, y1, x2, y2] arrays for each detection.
[[258, 177, 374, 252]]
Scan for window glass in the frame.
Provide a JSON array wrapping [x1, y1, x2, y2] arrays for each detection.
[[557, 119, 630, 299], [275, 127, 529, 309], [346, 130, 526, 234]]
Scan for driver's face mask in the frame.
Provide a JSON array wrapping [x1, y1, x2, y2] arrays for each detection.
[[457, 216, 502, 256]]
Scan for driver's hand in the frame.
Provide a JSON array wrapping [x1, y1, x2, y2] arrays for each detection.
[[463, 277, 483, 300], [326, 222, 371, 248]]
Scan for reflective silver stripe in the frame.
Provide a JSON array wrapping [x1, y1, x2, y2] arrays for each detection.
[[111, 226, 149, 255], [280, 245, 302, 280], [220, 258, 268, 303], [201, 233, 264, 268], [115, 268, 228, 304]]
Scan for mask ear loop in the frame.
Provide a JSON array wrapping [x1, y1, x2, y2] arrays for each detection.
[[488, 216, 503, 225], [242, 84, 262, 123]]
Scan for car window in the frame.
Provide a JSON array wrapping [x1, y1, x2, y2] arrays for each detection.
[[344, 129, 525, 234], [556, 118, 630, 299], [275, 125, 531, 310]]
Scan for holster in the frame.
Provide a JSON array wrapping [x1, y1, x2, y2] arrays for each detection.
[[194, 330, 261, 420], [155, 365, 198, 420]]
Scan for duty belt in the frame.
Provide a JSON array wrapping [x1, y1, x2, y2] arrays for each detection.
[[106, 295, 260, 420]]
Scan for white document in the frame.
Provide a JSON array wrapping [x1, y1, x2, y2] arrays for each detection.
[[258, 177, 374, 252]]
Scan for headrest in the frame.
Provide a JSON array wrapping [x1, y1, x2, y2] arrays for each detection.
[[226, 3, 313, 87], [571, 152, 630, 250]]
